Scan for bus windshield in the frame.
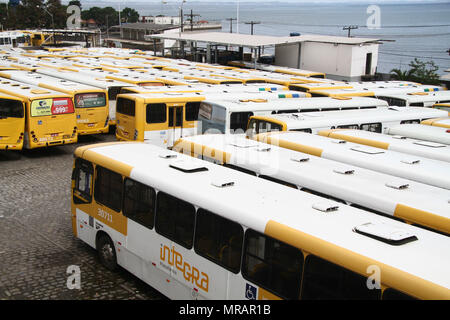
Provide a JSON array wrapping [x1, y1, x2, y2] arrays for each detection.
[[75, 92, 107, 108], [0, 98, 24, 118], [30, 98, 74, 117]]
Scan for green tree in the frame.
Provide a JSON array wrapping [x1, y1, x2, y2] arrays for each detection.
[[121, 7, 139, 23], [391, 58, 440, 85]]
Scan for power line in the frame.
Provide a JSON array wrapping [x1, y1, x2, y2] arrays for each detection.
[[379, 51, 450, 61]]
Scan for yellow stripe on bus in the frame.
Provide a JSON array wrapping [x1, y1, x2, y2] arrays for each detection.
[[264, 219, 450, 300], [394, 204, 450, 236], [318, 130, 390, 150], [254, 133, 323, 157]]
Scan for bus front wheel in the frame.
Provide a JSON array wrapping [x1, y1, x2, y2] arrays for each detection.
[[97, 234, 118, 271]]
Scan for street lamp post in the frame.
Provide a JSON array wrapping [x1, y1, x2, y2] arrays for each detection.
[[38, 4, 56, 45]]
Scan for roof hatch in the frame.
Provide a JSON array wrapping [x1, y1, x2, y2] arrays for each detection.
[[312, 202, 339, 213], [169, 160, 208, 173], [211, 177, 235, 188], [353, 222, 418, 245]]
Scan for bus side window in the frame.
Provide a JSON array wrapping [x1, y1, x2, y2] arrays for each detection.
[[155, 192, 195, 249], [409, 102, 424, 107], [292, 128, 312, 133], [360, 123, 382, 133], [116, 97, 135, 116], [194, 209, 243, 273], [382, 288, 416, 300], [146, 103, 167, 124], [72, 159, 93, 204], [185, 102, 201, 121], [301, 254, 381, 300], [230, 111, 254, 133], [123, 178, 156, 229], [242, 229, 304, 300], [94, 166, 123, 213], [400, 119, 420, 124], [337, 124, 359, 130]]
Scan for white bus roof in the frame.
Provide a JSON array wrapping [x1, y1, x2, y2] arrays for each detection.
[[386, 124, 450, 145], [175, 134, 450, 234], [203, 96, 388, 113], [0, 70, 105, 94], [375, 91, 450, 103], [0, 78, 72, 99], [257, 107, 448, 129], [35, 68, 136, 89], [253, 130, 450, 190], [75, 141, 450, 299], [318, 128, 450, 163]]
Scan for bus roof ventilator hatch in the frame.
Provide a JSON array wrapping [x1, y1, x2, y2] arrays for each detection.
[[353, 222, 418, 245]]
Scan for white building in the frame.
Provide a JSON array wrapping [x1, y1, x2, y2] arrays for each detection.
[[139, 16, 181, 25], [146, 32, 381, 81]]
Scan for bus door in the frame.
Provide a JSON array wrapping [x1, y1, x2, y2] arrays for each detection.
[[167, 104, 183, 148], [0, 97, 25, 150]]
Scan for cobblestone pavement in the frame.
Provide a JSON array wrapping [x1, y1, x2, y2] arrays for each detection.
[[0, 133, 167, 300]]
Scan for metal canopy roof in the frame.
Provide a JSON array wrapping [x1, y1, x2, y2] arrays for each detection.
[[146, 32, 380, 48]]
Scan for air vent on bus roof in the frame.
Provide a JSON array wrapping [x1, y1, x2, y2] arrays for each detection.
[[291, 155, 310, 163], [400, 158, 421, 165], [413, 141, 446, 148], [385, 181, 409, 190], [169, 160, 209, 173], [159, 151, 178, 159], [229, 140, 260, 148], [391, 135, 407, 139], [331, 139, 347, 144], [333, 167, 355, 175], [312, 202, 339, 213], [211, 177, 235, 188], [353, 222, 418, 245]]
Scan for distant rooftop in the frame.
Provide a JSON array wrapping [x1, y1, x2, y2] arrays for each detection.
[[146, 31, 381, 48]]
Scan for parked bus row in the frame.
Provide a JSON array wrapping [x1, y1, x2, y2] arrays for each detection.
[[71, 141, 450, 300]]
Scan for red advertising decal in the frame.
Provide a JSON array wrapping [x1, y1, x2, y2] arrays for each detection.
[[51, 98, 74, 115]]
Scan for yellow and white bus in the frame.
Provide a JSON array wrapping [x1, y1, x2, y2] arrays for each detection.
[[247, 107, 448, 135], [71, 141, 450, 300], [0, 70, 109, 135], [114, 90, 310, 146], [118, 83, 290, 95], [199, 97, 389, 135], [0, 93, 25, 150], [115, 93, 206, 147], [0, 79, 77, 149], [307, 86, 445, 99], [318, 128, 450, 163], [433, 103, 450, 115], [385, 124, 450, 146], [252, 130, 450, 190], [421, 117, 450, 129], [375, 91, 450, 107], [35, 68, 134, 126], [289, 82, 354, 92], [173, 134, 450, 235], [76, 69, 167, 87]]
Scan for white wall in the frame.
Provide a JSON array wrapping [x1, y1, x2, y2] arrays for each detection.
[[274, 43, 300, 68]]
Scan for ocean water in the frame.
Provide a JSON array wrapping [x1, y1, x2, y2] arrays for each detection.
[[81, 1, 450, 75]]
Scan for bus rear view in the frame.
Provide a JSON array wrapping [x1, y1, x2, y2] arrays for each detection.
[[0, 94, 25, 150]]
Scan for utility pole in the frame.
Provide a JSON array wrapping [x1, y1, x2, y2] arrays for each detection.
[[226, 18, 236, 33], [245, 21, 260, 35], [343, 25, 358, 38], [184, 10, 200, 32]]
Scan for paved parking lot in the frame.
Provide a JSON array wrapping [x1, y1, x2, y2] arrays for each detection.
[[0, 133, 166, 300]]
